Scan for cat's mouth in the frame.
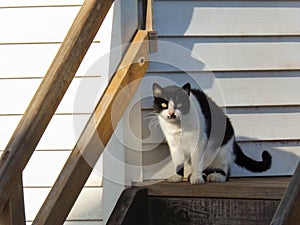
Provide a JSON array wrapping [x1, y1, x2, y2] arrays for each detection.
[[168, 114, 177, 120], [166, 115, 179, 122]]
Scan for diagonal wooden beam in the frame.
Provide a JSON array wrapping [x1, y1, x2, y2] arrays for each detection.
[[271, 162, 300, 225], [33, 30, 149, 225], [0, 176, 25, 225], [0, 0, 113, 212]]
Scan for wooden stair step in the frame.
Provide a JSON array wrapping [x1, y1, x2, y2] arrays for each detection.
[[108, 177, 291, 225], [146, 177, 290, 200]]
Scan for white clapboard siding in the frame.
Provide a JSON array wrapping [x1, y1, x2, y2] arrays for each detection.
[[0, 7, 80, 43], [24, 187, 103, 221], [142, 109, 300, 143], [23, 151, 102, 187], [154, 1, 300, 36], [142, 141, 300, 179], [0, 114, 90, 150], [0, 43, 111, 78], [141, 72, 300, 108], [148, 37, 300, 72], [0, 1, 83, 7], [0, 77, 107, 115]]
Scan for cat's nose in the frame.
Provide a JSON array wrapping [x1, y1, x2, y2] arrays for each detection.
[[168, 113, 176, 119]]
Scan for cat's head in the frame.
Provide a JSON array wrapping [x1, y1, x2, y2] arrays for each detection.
[[152, 83, 191, 122]]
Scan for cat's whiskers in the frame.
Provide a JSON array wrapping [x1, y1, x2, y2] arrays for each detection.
[[145, 112, 160, 130]]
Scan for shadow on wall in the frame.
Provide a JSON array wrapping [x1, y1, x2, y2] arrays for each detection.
[[141, 119, 300, 179]]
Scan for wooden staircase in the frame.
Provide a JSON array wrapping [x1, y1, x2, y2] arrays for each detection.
[[0, 0, 156, 224], [107, 174, 300, 225]]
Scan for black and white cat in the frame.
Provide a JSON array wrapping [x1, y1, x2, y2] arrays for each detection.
[[152, 82, 272, 184]]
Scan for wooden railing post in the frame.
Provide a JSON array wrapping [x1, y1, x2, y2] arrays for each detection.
[[0, 176, 25, 225], [271, 162, 300, 225], [0, 0, 114, 213]]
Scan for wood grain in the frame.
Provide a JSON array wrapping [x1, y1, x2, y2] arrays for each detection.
[[0, 0, 113, 212], [271, 162, 300, 225], [149, 197, 280, 225], [146, 177, 290, 200], [32, 30, 149, 225], [107, 188, 148, 225], [0, 177, 25, 225]]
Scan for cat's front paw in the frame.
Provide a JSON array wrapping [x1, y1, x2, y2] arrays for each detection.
[[190, 174, 205, 184], [207, 173, 227, 182], [167, 174, 183, 183]]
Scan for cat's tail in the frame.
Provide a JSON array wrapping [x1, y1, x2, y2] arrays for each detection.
[[234, 142, 272, 172]]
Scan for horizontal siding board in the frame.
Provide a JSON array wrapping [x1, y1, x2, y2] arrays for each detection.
[[22, 151, 102, 187], [141, 72, 300, 108], [0, 1, 83, 7], [0, 42, 111, 78], [142, 141, 300, 179], [231, 112, 300, 141], [0, 7, 80, 43], [154, 1, 300, 36], [0, 114, 90, 150], [142, 109, 300, 142], [149, 37, 300, 72], [24, 187, 103, 221], [0, 77, 107, 114]]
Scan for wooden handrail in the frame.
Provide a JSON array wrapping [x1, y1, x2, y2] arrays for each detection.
[[33, 30, 149, 225], [271, 162, 300, 225], [0, 0, 114, 212]]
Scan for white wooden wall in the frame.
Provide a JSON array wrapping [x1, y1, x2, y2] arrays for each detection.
[[141, 0, 300, 179], [0, 1, 117, 224]]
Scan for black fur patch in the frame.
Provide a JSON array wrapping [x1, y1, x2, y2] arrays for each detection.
[[191, 88, 234, 146], [176, 164, 184, 177], [202, 168, 229, 181]]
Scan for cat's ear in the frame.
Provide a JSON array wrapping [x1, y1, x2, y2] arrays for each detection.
[[182, 83, 191, 96], [153, 83, 162, 97]]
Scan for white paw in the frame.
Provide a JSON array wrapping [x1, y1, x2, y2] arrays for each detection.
[[207, 173, 227, 182], [167, 174, 183, 183], [190, 174, 205, 184]]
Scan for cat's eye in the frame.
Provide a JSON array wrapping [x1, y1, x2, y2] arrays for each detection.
[[161, 103, 167, 108], [177, 103, 182, 108]]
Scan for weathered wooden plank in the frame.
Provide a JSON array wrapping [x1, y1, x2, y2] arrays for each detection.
[[148, 37, 300, 72], [146, 177, 289, 200], [149, 197, 280, 225], [271, 162, 300, 225], [0, 0, 114, 212], [107, 188, 148, 225], [32, 30, 149, 225], [0, 177, 25, 225], [154, 1, 300, 36]]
